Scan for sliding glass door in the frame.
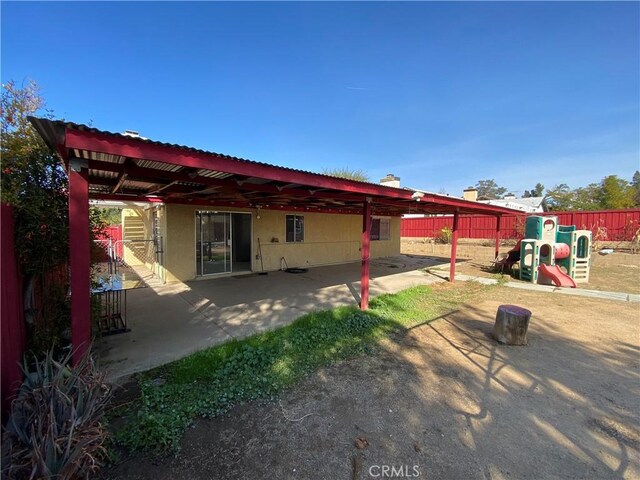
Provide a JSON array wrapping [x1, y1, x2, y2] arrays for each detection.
[[196, 211, 231, 275]]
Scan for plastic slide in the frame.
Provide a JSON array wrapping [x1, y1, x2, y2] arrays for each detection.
[[538, 264, 577, 288], [507, 240, 522, 262]]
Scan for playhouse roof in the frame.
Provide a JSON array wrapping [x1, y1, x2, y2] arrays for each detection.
[[29, 117, 520, 217]]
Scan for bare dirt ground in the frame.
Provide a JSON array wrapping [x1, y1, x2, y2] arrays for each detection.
[[588, 264, 640, 295], [103, 286, 640, 480], [402, 241, 640, 294]]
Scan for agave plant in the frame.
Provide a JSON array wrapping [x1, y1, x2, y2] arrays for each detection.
[[1, 348, 111, 479]]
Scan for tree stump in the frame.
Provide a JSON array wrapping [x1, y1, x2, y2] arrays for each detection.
[[493, 305, 531, 345]]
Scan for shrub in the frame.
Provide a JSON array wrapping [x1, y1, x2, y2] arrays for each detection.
[[436, 226, 452, 244], [590, 220, 608, 251], [1, 348, 111, 479], [514, 215, 526, 239]]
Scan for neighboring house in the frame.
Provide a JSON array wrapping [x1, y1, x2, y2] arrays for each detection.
[[462, 187, 545, 213], [477, 195, 545, 213], [402, 188, 545, 218]]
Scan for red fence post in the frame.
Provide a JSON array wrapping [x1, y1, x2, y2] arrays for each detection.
[[1, 204, 26, 415], [360, 199, 372, 309], [495, 216, 502, 259], [449, 212, 460, 282]]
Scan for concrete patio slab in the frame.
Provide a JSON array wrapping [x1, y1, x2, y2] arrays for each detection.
[[97, 255, 444, 380]]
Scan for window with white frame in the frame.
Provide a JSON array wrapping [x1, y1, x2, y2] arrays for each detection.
[[286, 215, 304, 242], [371, 217, 390, 241]]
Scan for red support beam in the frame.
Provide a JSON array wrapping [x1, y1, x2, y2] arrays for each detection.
[[111, 171, 128, 194], [374, 196, 515, 216], [495, 215, 502, 259], [67, 129, 413, 199], [360, 199, 372, 309], [449, 212, 460, 282], [88, 193, 368, 215], [69, 167, 91, 364], [82, 157, 520, 217], [86, 160, 378, 204]]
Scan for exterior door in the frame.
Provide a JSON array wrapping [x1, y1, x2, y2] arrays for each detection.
[[196, 211, 232, 275]]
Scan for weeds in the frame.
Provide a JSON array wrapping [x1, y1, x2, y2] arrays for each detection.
[[591, 220, 608, 251], [492, 273, 510, 285], [436, 226, 452, 244]]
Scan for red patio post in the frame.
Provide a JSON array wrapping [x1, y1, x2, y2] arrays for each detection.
[[495, 215, 502, 259], [68, 162, 91, 364], [449, 212, 460, 282], [360, 199, 372, 309]]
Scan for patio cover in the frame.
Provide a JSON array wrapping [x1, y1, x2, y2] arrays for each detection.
[[29, 117, 521, 362]]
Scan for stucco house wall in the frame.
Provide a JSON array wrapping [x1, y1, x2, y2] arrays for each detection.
[[121, 205, 167, 281], [159, 204, 400, 283], [121, 207, 154, 268]]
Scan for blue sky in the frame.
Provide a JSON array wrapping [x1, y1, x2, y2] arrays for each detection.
[[2, 1, 638, 196]]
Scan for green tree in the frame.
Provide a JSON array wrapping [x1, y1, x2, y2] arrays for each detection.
[[475, 179, 508, 199], [630, 171, 640, 207], [598, 175, 634, 209], [1, 80, 104, 355], [571, 183, 602, 211], [545, 183, 573, 210], [545, 175, 636, 211], [1, 80, 69, 272], [1, 80, 72, 353], [95, 207, 122, 225], [523, 182, 545, 198], [322, 167, 370, 182]]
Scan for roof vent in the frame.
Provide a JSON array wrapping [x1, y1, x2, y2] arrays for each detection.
[[122, 130, 140, 138]]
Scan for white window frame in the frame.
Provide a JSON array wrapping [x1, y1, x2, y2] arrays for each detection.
[[285, 214, 305, 243]]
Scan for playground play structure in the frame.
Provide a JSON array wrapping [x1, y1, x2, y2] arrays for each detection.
[[498, 215, 592, 288]]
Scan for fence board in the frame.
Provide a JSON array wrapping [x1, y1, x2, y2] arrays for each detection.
[[401, 209, 640, 241], [1, 204, 26, 415]]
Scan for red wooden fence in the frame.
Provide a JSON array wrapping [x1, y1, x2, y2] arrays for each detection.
[[401, 209, 640, 241], [104, 224, 122, 243], [94, 224, 123, 262], [1, 204, 26, 416], [95, 224, 122, 244]]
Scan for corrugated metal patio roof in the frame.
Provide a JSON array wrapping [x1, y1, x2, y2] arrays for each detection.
[[29, 117, 521, 217]]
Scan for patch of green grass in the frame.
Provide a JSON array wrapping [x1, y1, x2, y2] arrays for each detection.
[[369, 281, 486, 326], [112, 282, 488, 454], [491, 272, 510, 285]]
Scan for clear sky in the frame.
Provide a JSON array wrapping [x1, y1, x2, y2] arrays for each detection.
[[2, 1, 639, 196]]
